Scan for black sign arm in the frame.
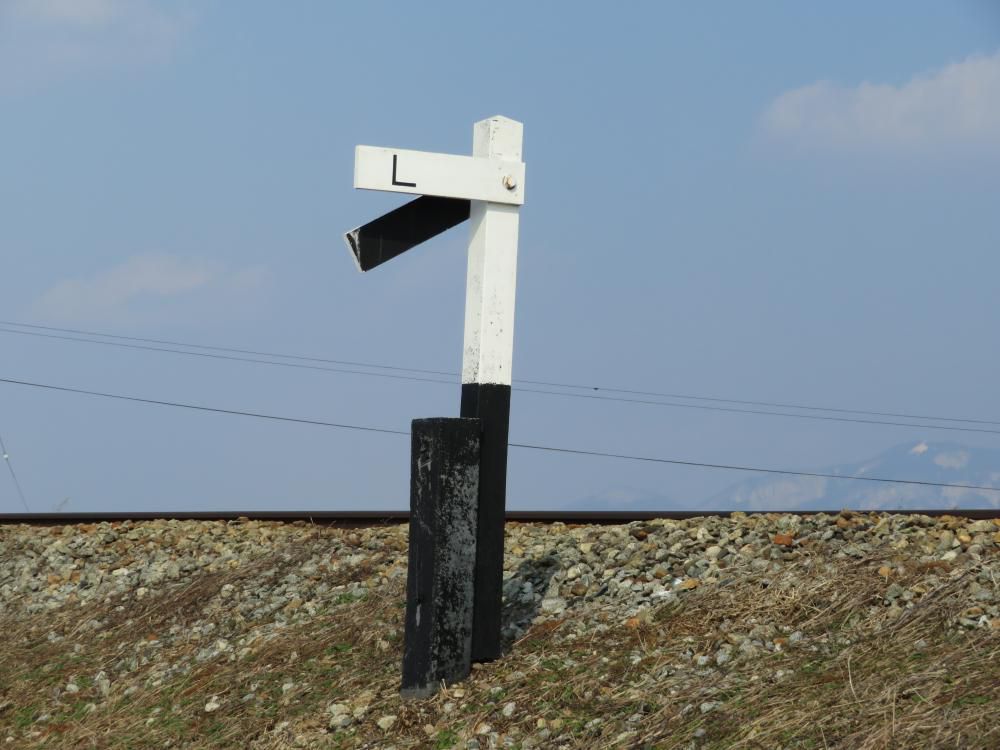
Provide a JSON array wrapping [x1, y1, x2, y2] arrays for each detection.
[[344, 195, 471, 272]]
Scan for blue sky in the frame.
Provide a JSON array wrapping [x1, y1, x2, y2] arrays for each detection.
[[2, 1, 999, 512]]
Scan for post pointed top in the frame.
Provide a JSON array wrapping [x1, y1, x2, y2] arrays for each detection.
[[480, 114, 522, 126], [473, 116, 523, 161]]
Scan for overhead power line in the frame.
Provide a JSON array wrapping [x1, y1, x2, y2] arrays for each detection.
[[3, 323, 1000, 436], [2, 375, 999, 496], [512, 385, 1000, 436], [0, 321, 455, 378], [507, 442, 1000, 494], [4, 320, 998, 426], [0, 326, 457, 387], [0, 377, 409, 437], [518, 379, 1000, 426], [0, 431, 31, 512]]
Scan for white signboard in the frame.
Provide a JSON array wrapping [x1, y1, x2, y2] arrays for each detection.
[[353, 146, 525, 205]]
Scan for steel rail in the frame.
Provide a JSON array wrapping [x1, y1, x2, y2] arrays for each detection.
[[1, 509, 998, 527]]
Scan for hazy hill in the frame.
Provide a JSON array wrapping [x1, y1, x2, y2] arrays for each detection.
[[710, 441, 1000, 511]]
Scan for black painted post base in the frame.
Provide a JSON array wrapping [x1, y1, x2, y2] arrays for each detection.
[[461, 383, 512, 663], [400, 418, 481, 699]]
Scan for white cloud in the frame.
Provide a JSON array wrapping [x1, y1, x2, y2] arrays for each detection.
[[761, 51, 1000, 154], [32, 254, 269, 323], [0, 0, 189, 91], [934, 450, 970, 470]]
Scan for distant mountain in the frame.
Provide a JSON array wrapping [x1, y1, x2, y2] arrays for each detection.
[[710, 441, 1000, 511]]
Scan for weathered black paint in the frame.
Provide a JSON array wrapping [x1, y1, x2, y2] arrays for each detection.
[[401, 417, 481, 698], [460, 382, 512, 662], [345, 195, 471, 272]]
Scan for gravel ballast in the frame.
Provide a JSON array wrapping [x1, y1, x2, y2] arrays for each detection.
[[1, 511, 999, 748]]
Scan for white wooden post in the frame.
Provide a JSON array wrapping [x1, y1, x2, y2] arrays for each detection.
[[460, 115, 523, 661], [345, 114, 526, 667], [462, 116, 523, 388]]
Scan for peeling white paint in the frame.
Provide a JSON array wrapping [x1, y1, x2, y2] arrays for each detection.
[[462, 116, 523, 387]]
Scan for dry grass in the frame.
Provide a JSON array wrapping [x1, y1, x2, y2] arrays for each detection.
[[1, 534, 998, 748]]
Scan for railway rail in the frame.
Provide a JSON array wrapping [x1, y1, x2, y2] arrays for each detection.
[[1, 508, 998, 527]]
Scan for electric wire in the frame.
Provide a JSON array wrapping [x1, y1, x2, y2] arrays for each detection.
[[0, 327, 457, 387], [511, 385, 1000, 436], [2, 320, 997, 427], [3, 324, 1000, 437], [0, 431, 31, 512], [0, 321, 455, 378], [507, 442, 1000, 494], [516, 379, 1000, 426], [0, 377, 409, 437], [2, 375, 999, 495]]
